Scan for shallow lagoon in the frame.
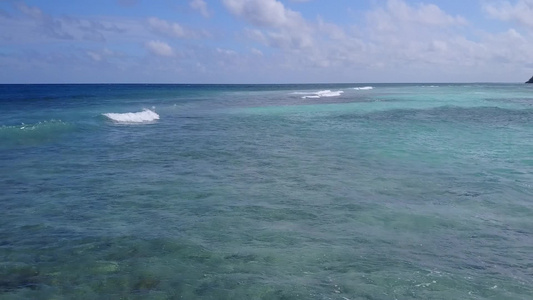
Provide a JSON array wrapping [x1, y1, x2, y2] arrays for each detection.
[[1, 84, 532, 299]]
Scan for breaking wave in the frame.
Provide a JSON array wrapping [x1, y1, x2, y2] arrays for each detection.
[[300, 90, 344, 99], [353, 86, 373, 90], [103, 109, 159, 123], [0, 120, 69, 132], [0, 120, 74, 147]]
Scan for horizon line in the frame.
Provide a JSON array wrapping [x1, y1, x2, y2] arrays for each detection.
[[0, 81, 528, 85]]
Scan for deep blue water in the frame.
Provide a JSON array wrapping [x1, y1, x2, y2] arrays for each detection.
[[1, 83, 532, 299]]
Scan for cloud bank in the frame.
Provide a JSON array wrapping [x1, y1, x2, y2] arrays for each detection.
[[0, 0, 532, 83]]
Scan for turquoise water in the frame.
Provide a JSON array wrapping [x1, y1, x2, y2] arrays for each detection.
[[1, 83, 532, 299]]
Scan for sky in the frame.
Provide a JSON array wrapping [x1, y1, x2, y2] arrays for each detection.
[[1, 0, 532, 83]]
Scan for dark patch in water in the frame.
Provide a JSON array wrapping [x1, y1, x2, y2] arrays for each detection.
[[224, 253, 258, 262], [0, 265, 40, 292], [132, 275, 160, 292], [337, 106, 533, 126]]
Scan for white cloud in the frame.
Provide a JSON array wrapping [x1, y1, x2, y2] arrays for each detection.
[[367, 0, 466, 34], [359, 0, 472, 66], [17, 2, 44, 19], [87, 48, 115, 62], [147, 17, 208, 39], [145, 40, 174, 57], [251, 48, 263, 56], [222, 0, 475, 75], [223, 0, 302, 28], [219, 0, 533, 82], [16, 2, 73, 39], [483, 29, 532, 64], [223, 0, 313, 50], [9, 2, 127, 42], [3, 0, 533, 83], [87, 51, 102, 61], [190, 0, 210, 18], [483, 0, 533, 28], [216, 47, 237, 55], [147, 17, 186, 38]]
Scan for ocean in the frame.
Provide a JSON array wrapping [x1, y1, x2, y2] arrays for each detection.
[[1, 83, 532, 299]]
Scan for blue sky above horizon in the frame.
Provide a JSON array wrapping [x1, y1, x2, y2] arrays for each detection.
[[1, 0, 532, 83]]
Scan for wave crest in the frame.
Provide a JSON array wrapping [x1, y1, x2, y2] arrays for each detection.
[[0, 120, 73, 147], [1, 120, 69, 132], [103, 109, 160, 123], [353, 86, 373, 90], [301, 90, 344, 99]]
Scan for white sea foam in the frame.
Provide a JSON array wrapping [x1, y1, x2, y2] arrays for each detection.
[[103, 109, 160, 123], [301, 90, 344, 99], [353, 86, 373, 90], [1, 120, 69, 132], [1, 120, 73, 147]]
